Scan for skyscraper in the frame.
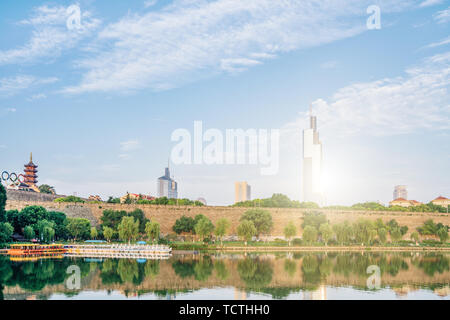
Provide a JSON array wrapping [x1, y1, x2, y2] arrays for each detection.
[[235, 181, 251, 204], [393, 185, 407, 200], [157, 167, 178, 199], [302, 106, 323, 204]]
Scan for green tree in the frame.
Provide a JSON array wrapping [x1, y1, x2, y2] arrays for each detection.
[[410, 231, 419, 243], [437, 227, 449, 243], [301, 211, 327, 230], [0, 222, 13, 243], [283, 222, 297, 246], [24, 225, 35, 240], [333, 221, 353, 245], [38, 184, 55, 194], [214, 218, 230, 245], [353, 219, 376, 245], [145, 221, 160, 243], [239, 209, 273, 239], [18, 206, 48, 232], [35, 219, 56, 242], [237, 220, 256, 245], [67, 218, 91, 241], [90, 227, 98, 239], [103, 226, 114, 242], [378, 228, 387, 244], [319, 223, 333, 245], [390, 228, 403, 243], [0, 183, 6, 222], [302, 226, 318, 245], [172, 215, 195, 235], [194, 217, 215, 241], [118, 216, 139, 243]]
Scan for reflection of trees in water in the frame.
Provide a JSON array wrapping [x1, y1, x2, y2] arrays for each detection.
[[413, 254, 450, 277], [214, 260, 229, 280], [145, 260, 160, 279], [171, 256, 214, 281], [284, 259, 296, 278], [237, 258, 273, 289], [0, 257, 91, 292], [117, 259, 146, 285]]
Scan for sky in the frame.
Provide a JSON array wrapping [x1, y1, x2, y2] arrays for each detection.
[[0, 0, 449, 206]]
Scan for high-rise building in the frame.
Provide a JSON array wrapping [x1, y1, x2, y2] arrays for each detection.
[[235, 181, 251, 203], [302, 106, 323, 204], [393, 185, 407, 200], [157, 167, 178, 199]]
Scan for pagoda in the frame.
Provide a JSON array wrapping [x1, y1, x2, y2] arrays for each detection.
[[24, 152, 38, 186]]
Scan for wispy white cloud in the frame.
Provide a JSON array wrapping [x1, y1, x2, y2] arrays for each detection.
[[0, 4, 100, 65], [120, 139, 141, 151], [5, 108, 16, 113], [144, 0, 158, 8], [283, 51, 450, 139], [419, 0, 444, 7], [0, 75, 58, 96], [27, 93, 47, 101], [434, 7, 450, 24], [423, 36, 450, 49], [62, 0, 414, 94]]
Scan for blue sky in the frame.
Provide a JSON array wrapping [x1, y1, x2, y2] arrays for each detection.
[[0, 0, 449, 205]]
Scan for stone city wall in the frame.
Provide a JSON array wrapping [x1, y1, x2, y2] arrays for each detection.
[[5, 200, 450, 236]]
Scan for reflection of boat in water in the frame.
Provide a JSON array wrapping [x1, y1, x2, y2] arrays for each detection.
[[7, 244, 67, 257], [64, 244, 172, 260], [9, 255, 65, 262]]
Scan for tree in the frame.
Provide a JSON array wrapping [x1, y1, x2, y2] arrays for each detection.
[[302, 226, 318, 245], [118, 216, 139, 244], [437, 227, 449, 243], [24, 225, 35, 240], [301, 211, 327, 230], [103, 226, 114, 242], [410, 231, 419, 244], [0, 222, 13, 243], [90, 227, 98, 239], [283, 222, 297, 246], [0, 183, 6, 223], [319, 223, 333, 246], [47, 211, 68, 240], [353, 219, 376, 245], [35, 219, 56, 242], [333, 221, 353, 245], [18, 206, 48, 232], [237, 220, 256, 245], [194, 217, 214, 242], [38, 184, 55, 194], [390, 228, 403, 243], [214, 218, 230, 245], [239, 209, 273, 239], [378, 228, 387, 244], [172, 215, 195, 235], [145, 221, 160, 243], [67, 218, 91, 241]]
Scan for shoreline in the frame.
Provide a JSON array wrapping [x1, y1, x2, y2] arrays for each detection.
[[173, 246, 450, 254]]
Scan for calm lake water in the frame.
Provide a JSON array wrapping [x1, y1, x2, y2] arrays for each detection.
[[1, 252, 449, 300]]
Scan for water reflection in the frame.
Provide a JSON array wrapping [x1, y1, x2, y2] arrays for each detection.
[[0, 252, 449, 300]]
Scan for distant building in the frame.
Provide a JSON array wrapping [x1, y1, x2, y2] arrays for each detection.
[[197, 197, 207, 206], [120, 193, 155, 204], [88, 195, 102, 202], [393, 185, 408, 200], [9, 153, 40, 192], [157, 167, 178, 199], [235, 181, 251, 203], [389, 198, 422, 208], [431, 196, 450, 209], [302, 105, 323, 204]]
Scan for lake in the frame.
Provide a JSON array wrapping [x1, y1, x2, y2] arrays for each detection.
[[1, 251, 449, 300]]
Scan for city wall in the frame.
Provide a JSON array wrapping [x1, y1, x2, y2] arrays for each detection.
[[5, 200, 450, 236]]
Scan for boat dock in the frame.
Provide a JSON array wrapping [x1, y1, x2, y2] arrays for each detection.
[[65, 244, 172, 259]]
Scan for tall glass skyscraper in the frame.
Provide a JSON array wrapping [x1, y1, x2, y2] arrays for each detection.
[[157, 167, 178, 199], [302, 107, 323, 204]]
